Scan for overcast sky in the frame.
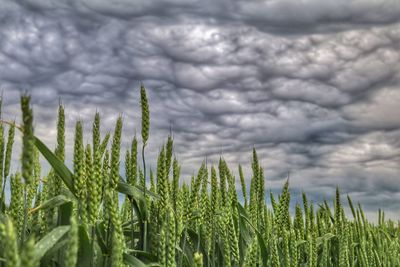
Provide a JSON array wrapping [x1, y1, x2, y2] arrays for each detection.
[[1, 0, 399, 219]]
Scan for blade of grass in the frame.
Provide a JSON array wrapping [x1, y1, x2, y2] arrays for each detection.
[[34, 226, 70, 261]]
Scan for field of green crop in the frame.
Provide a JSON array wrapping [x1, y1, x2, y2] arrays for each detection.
[[0, 86, 399, 267]]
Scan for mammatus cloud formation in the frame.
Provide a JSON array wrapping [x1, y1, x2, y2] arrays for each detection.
[[1, 0, 399, 219]]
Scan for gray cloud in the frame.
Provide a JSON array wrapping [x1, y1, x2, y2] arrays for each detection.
[[1, 0, 399, 219], [13, 0, 400, 26]]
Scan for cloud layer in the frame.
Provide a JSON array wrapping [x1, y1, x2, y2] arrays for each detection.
[[1, 0, 399, 219]]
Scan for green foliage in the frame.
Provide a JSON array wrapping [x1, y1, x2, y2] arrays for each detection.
[[4, 122, 15, 180], [0, 217, 21, 267], [21, 94, 34, 185], [140, 84, 150, 146], [0, 87, 399, 267]]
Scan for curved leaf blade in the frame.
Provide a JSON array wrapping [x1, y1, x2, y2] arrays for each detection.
[[123, 253, 152, 267], [34, 226, 70, 261], [34, 136, 75, 195], [30, 195, 72, 214]]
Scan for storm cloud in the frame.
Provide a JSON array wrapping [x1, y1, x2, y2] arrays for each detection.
[[0, 0, 399, 220]]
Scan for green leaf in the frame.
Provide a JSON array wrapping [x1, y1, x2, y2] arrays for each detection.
[[237, 203, 252, 243], [30, 195, 72, 214], [125, 250, 158, 262], [36, 135, 156, 206], [123, 253, 151, 267], [322, 233, 335, 241], [255, 230, 268, 267], [296, 240, 307, 246], [77, 225, 93, 267], [59, 201, 73, 225], [317, 233, 335, 246], [39, 239, 68, 265], [238, 211, 268, 267], [237, 203, 254, 264], [34, 226, 70, 260], [34, 136, 75, 195], [124, 182, 159, 199], [95, 222, 108, 254], [117, 181, 149, 203]]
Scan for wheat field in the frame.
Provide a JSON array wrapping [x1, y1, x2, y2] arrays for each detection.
[[0, 86, 399, 267]]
